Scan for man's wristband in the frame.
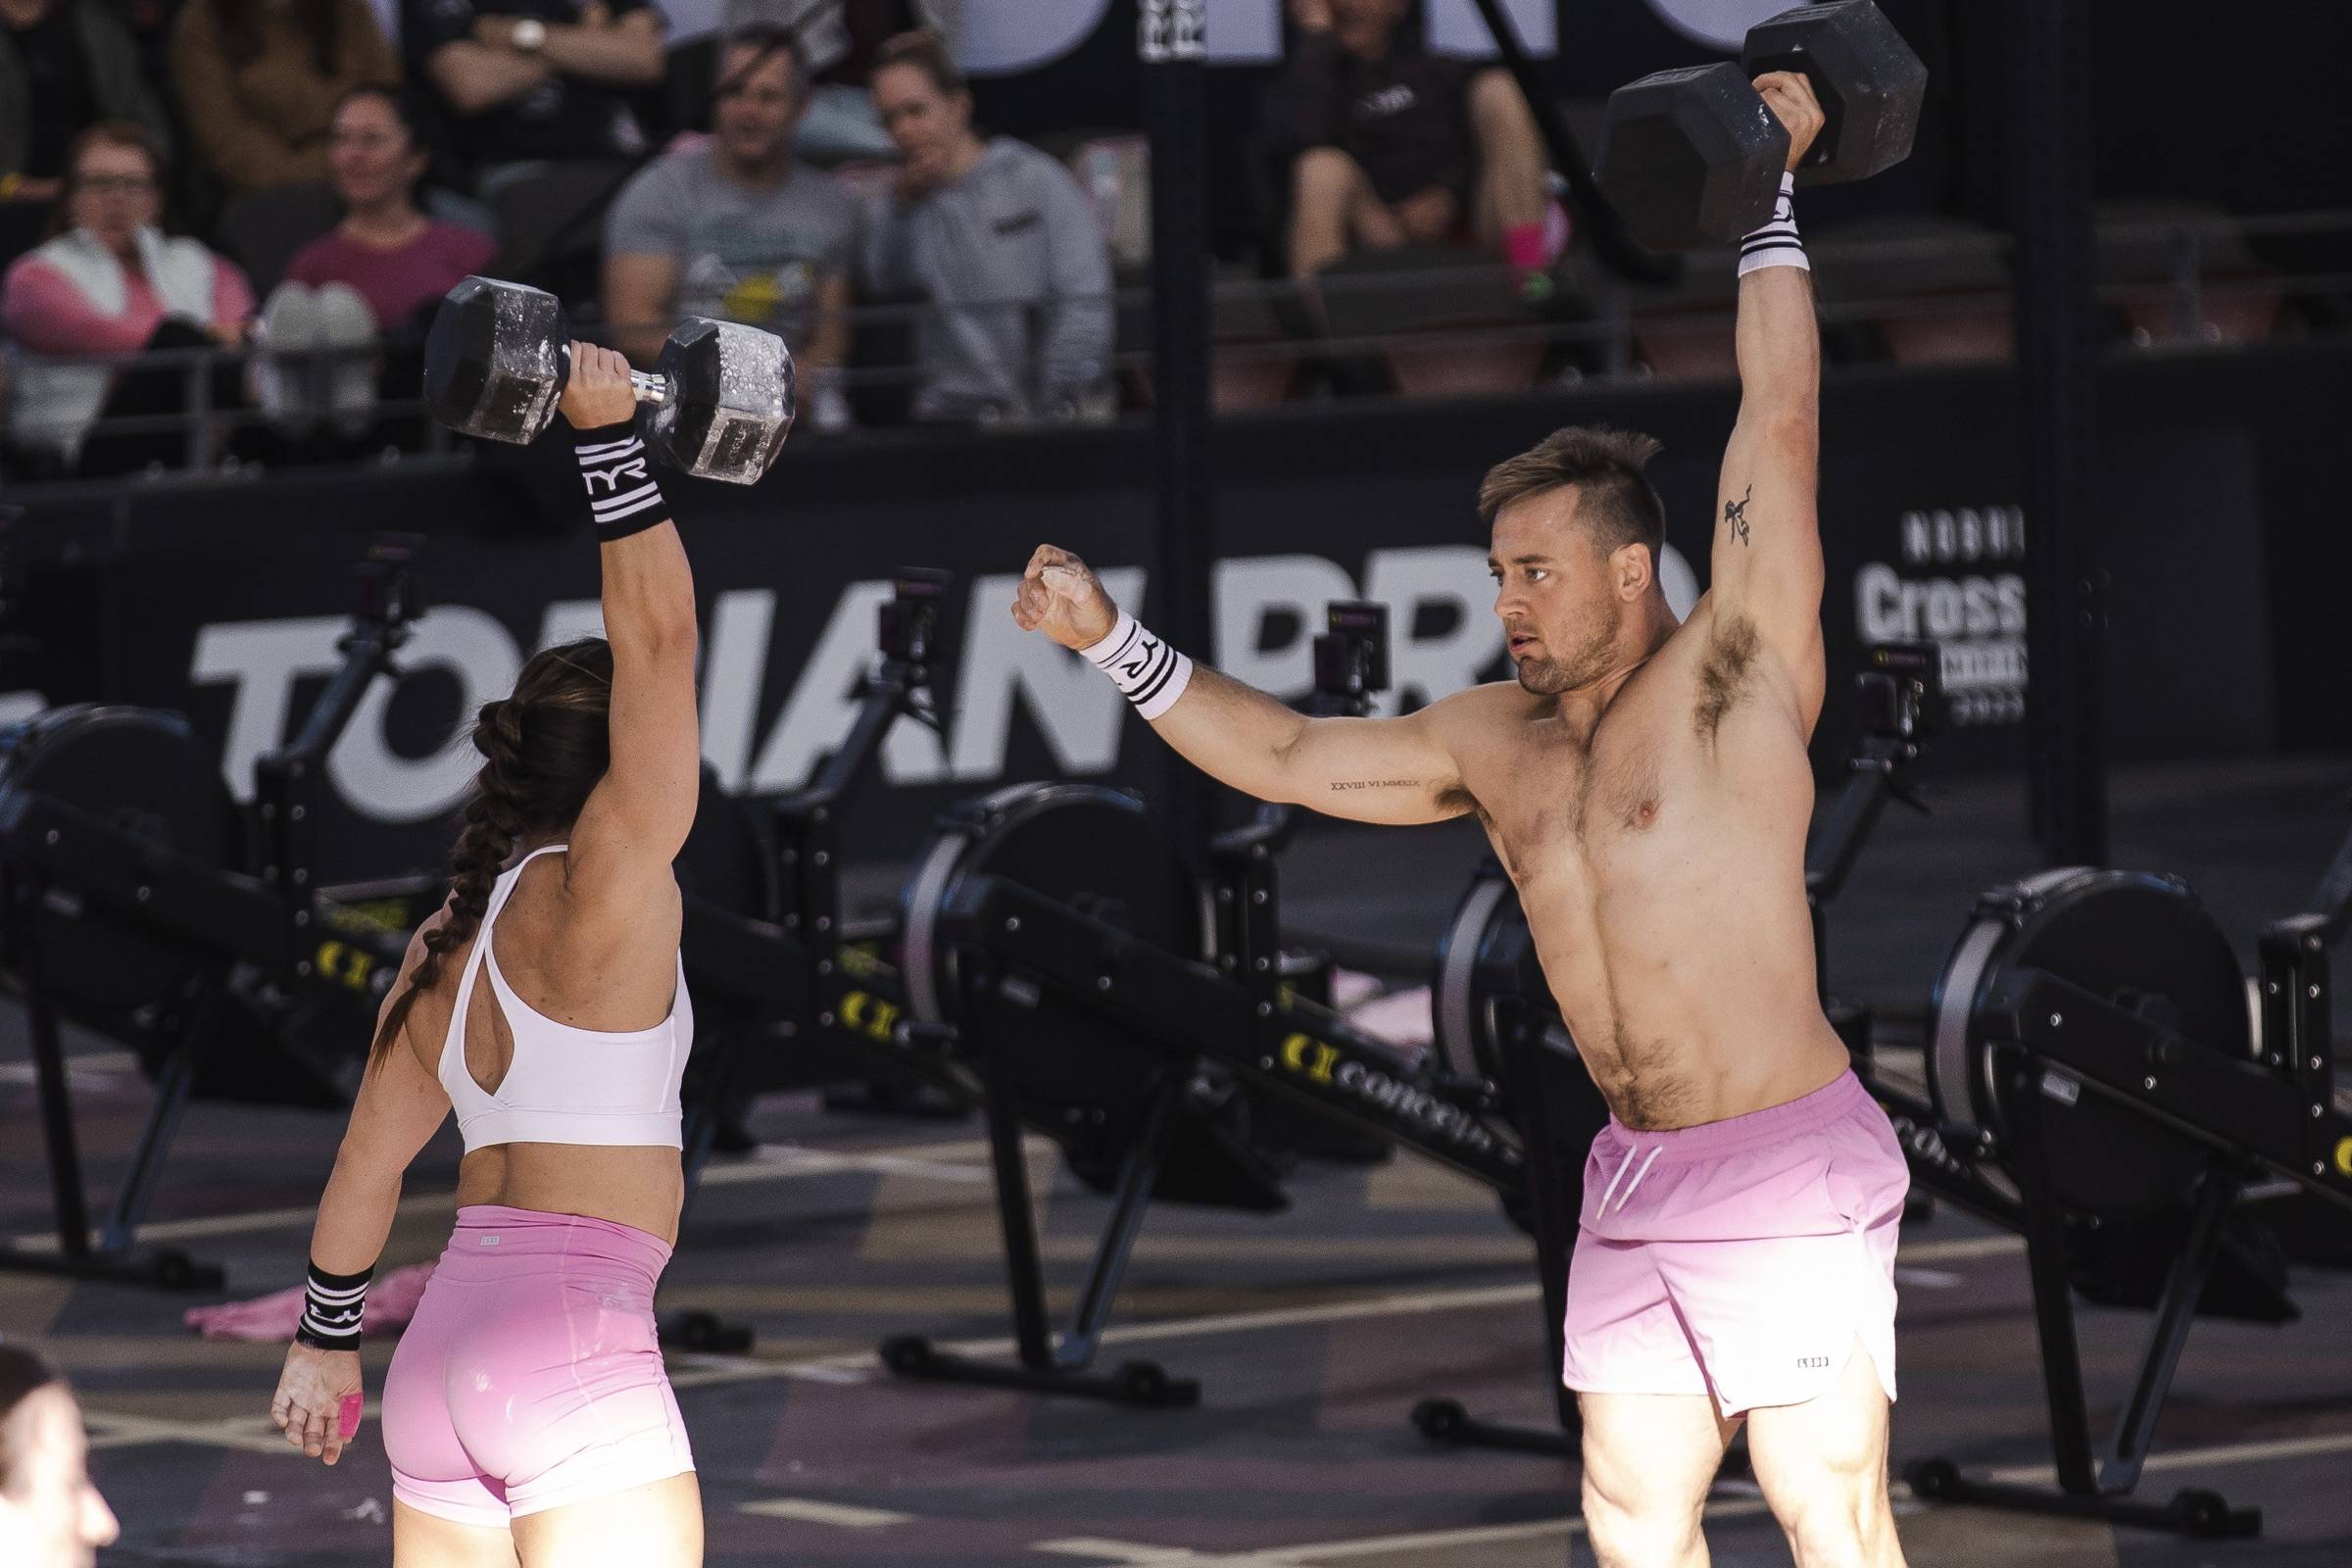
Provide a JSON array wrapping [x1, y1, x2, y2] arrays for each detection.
[[1739, 172, 1808, 276], [294, 1260, 371, 1351], [1081, 611, 1194, 720], [573, 420, 668, 541]]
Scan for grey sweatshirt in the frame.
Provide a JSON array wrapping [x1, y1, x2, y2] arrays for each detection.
[[858, 137, 1113, 421]]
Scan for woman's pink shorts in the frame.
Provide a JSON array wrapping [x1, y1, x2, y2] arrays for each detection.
[[382, 1204, 694, 1527], [1560, 1069, 1910, 1419]]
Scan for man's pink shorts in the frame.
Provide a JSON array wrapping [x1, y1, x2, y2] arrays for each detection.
[[381, 1204, 694, 1527], [1560, 1069, 1909, 1418]]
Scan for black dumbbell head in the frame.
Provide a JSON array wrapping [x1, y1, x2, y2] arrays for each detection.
[[645, 318, 795, 486], [1741, 0, 1927, 186], [1593, 63, 1790, 252], [421, 276, 570, 444]]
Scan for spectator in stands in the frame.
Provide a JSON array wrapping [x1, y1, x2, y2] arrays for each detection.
[[0, 1345, 120, 1568], [860, 29, 1111, 424], [760, 0, 962, 165], [253, 86, 493, 436], [1277, 0, 1549, 289], [170, 0, 401, 195], [2, 122, 256, 474], [603, 27, 853, 427], [404, 0, 662, 186], [284, 87, 494, 337], [0, 0, 173, 210]]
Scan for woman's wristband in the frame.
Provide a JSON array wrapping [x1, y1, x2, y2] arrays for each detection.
[[294, 1259, 371, 1351], [1739, 172, 1808, 276], [1081, 611, 1194, 720], [572, 419, 668, 541]]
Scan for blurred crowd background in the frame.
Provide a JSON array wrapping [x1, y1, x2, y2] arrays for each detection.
[[0, 0, 2343, 482]]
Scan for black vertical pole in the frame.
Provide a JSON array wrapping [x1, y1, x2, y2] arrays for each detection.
[[2006, 0, 2106, 866], [1142, 0, 1214, 871]]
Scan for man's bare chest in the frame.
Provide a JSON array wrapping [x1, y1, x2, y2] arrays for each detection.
[[1470, 695, 1698, 887]]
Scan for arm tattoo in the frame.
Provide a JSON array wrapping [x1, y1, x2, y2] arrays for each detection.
[[1329, 779, 1423, 793], [1724, 484, 1753, 547]]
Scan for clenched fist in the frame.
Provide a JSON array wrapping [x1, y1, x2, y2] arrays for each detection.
[[1012, 544, 1118, 651], [558, 341, 639, 430], [1752, 71, 1826, 173]]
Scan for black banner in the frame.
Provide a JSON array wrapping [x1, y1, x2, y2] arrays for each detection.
[[9, 344, 2331, 882]]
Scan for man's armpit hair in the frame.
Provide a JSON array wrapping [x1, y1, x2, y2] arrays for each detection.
[[1434, 782, 1483, 820]]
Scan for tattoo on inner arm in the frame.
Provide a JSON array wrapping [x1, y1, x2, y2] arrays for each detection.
[[1330, 779, 1422, 792], [1725, 484, 1753, 547]]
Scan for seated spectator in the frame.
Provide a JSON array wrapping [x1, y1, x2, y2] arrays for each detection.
[[603, 28, 853, 426], [2, 122, 256, 475], [404, 0, 662, 187], [284, 87, 494, 338], [860, 29, 1112, 424], [760, 0, 962, 166], [259, 87, 492, 436], [1276, 0, 1548, 289], [0, 0, 173, 215], [0, 1344, 120, 1568], [170, 0, 401, 195]]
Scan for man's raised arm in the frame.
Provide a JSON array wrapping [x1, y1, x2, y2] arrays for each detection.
[[1709, 72, 1829, 725], [1012, 545, 1471, 825]]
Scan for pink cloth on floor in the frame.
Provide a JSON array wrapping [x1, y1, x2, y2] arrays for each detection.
[[183, 1261, 437, 1341]]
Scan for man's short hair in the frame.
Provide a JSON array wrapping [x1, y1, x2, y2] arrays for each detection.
[[720, 23, 805, 90], [873, 28, 965, 97], [1478, 425, 1667, 562]]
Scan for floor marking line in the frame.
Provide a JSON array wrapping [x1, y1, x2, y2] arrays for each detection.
[[1026, 1498, 1784, 1566], [1979, 1427, 2352, 1486], [736, 1496, 914, 1528], [5, 1137, 1002, 1250], [659, 1234, 2027, 1394]]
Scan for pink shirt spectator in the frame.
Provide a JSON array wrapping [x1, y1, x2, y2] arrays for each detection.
[[2, 249, 254, 355], [283, 221, 497, 330]]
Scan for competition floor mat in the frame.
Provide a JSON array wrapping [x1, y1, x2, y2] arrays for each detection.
[[5, 759, 2349, 1566]]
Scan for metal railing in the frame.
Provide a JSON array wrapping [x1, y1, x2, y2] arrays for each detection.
[[5, 206, 2347, 484]]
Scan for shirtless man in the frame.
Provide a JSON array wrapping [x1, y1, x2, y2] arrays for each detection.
[[1011, 72, 1910, 1568]]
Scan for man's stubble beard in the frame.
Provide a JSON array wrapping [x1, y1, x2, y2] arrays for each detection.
[[1514, 595, 1624, 697]]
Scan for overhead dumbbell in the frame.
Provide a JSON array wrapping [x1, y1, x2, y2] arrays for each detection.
[[1592, 0, 1927, 252], [421, 275, 796, 485]]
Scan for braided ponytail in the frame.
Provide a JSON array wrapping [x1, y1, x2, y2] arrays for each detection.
[[367, 641, 614, 1071]]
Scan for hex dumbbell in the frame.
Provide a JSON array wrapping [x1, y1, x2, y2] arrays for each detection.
[[1592, 0, 1928, 252], [421, 275, 796, 485]]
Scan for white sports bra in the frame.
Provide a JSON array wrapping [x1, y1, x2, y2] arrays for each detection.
[[438, 845, 693, 1152]]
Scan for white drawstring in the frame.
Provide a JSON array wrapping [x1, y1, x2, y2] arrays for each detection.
[[1611, 1146, 1663, 1215], [1593, 1143, 1637, 1213]]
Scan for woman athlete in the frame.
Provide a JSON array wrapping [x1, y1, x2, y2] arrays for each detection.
[[269, 345, 709, 1566]]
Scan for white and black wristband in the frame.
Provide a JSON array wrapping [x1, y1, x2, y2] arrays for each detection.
[[573, 420, 668, 541], [294, 1260, 370, 1351], [1739, 172, 1808, 276], [1082, 611, 1194, 721]]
